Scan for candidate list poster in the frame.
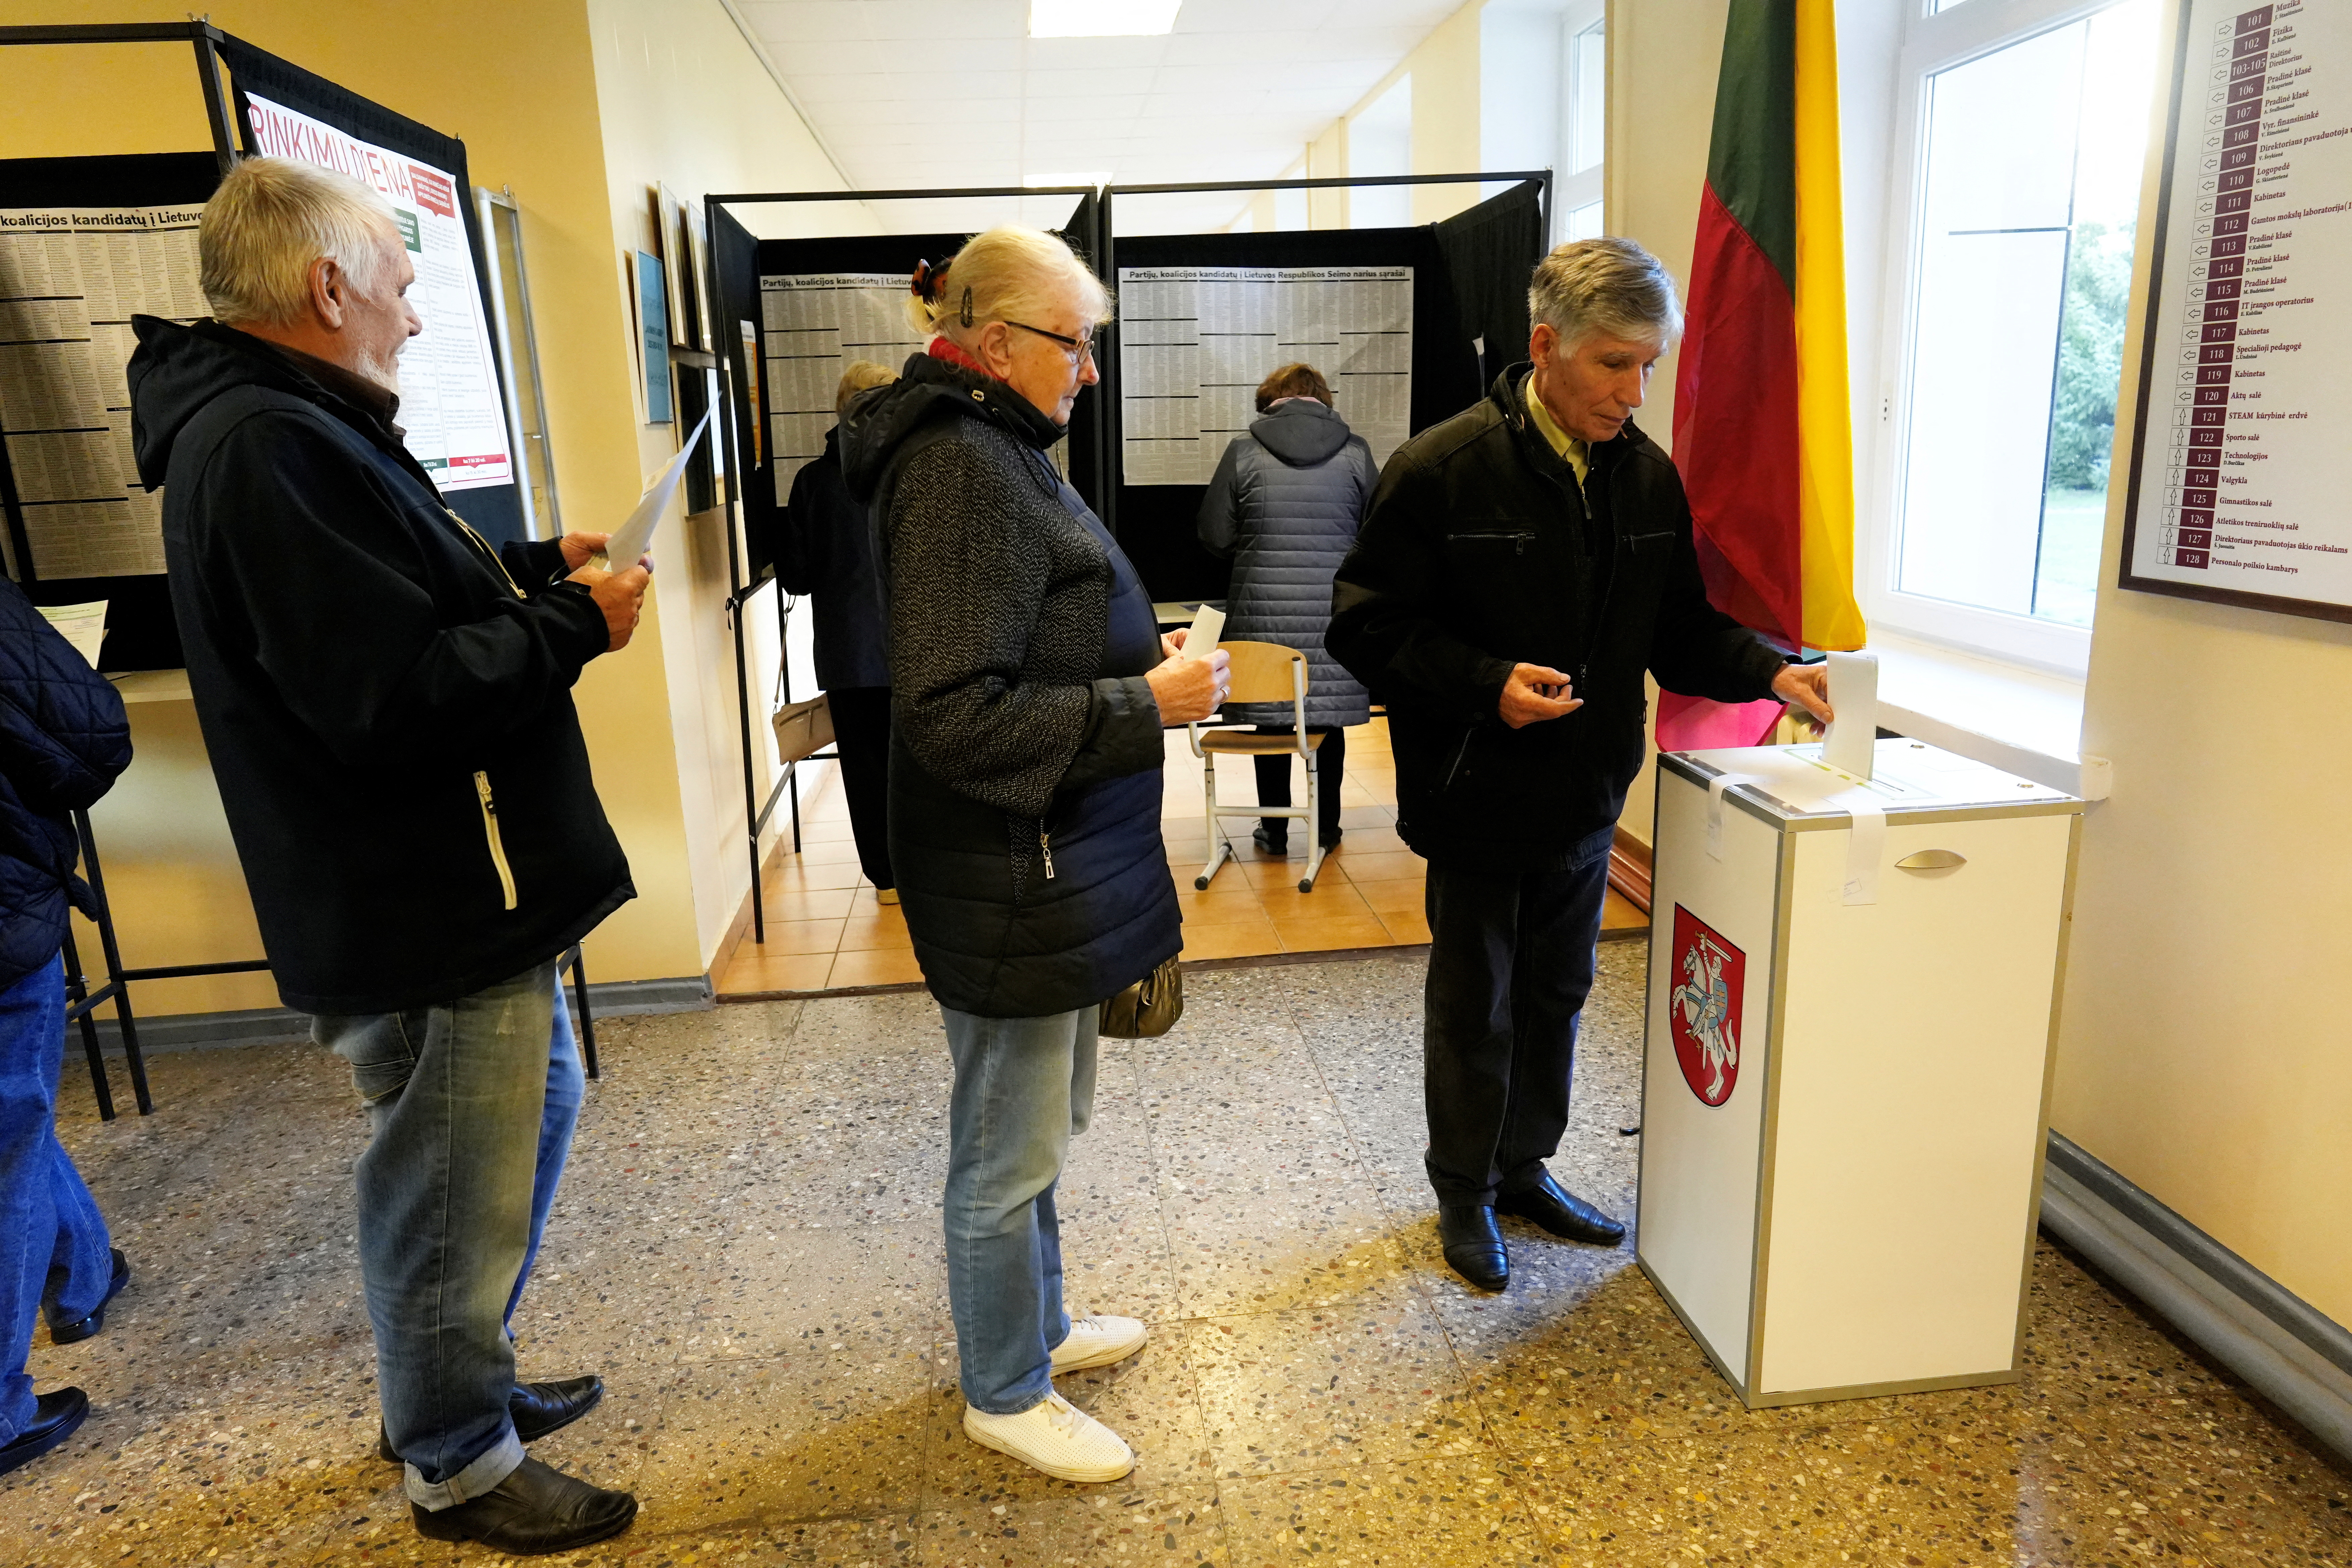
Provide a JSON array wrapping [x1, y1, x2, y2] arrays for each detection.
[[2123, 0, 2352, 614], [246, 94, 513, 492]]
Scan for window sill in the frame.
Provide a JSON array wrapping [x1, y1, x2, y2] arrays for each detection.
[[1869, 632, 2106, 799]]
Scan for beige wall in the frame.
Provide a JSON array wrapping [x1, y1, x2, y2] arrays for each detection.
[[586, 0, 862, 972], [2050, 19, 2352, 1325], [7, 0, 847, 1012]]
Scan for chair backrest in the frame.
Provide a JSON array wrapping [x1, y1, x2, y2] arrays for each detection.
[[1218, 641, 1307, 706]]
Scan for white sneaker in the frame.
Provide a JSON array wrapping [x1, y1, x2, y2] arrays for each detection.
[[963, 1391, 1135, 1482], [1050, 1314, 1148, 1374]]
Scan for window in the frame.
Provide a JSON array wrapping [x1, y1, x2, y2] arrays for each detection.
[[1478, 1, 1605, 245], [1349, 77, 1413, 228], [1869, 0, 2159, 670]]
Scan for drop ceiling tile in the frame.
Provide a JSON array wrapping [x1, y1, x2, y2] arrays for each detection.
[[735, 2, 878, 45], [856, 0, 1028, 39]]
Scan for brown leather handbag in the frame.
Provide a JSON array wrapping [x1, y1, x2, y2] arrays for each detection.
[[1099, 955, 1182, 1038]]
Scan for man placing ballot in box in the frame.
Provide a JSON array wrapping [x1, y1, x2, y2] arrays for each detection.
[[1327, 238, 1832, 1292], [129, 158, 648, 1555]]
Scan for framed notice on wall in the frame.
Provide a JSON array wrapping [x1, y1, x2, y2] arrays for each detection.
[[2119, 0, 2352, 621]]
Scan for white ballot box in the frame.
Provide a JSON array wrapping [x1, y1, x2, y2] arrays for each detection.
[[1637, 737, 2084, 1409]]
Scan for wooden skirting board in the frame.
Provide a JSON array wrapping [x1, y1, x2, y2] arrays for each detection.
[[1608, 827, 1653, 914]]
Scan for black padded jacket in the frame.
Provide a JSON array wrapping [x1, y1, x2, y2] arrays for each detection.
[[0, 578, 131, 990], [840, 353, 1178, 1018], [1327, 365, 1789, 871]]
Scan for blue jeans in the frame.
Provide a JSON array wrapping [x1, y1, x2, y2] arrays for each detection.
[[0, 956, 114, 1445], [940, 1004, 1096, 1415], [1421, 827, 1615, 1207], [315, 961, 582, 1508]]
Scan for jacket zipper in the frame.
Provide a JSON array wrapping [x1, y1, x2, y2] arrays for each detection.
[[448, 507, 527, 600], [474, 771, 519, 911], [1038, 822, 1057, 881]]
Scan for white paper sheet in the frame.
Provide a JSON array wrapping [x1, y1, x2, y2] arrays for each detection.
[[598, 409, 709, 571], [1116, 265, 1413, 486], [757, 274, 926, 495], [1182, 602, 1224, 658], [1705, 772, 1766, 861], [0, 205, 202, 579], [1820, 650, 1880, 781], [36, 599, 106, 667]]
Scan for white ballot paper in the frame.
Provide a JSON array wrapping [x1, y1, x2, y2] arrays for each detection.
[[1182, 602, 1224, 658], [36, 600, 106, 668], [596, 410, 709, 572], [1820, 650, 1879, 782]]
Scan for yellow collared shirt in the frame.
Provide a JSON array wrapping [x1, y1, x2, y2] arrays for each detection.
[[1522, 373, 1590, 488]]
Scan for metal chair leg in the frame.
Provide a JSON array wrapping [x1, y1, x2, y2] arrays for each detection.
[[1196, 747, 1234, 889], [1298, 748, 1326, 893], [60, 928, 114, 1122], [568, 945, 599, 1080]]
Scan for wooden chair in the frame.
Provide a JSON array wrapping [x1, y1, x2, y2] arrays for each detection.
[[1187, 641, 1328, 894]]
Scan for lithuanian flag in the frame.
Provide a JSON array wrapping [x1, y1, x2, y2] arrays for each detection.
[[1658, 0, 1866, 752]]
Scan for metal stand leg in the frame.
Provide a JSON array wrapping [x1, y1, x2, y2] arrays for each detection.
[[60, 928, 115, 1122], [567, 944, 599, 1080], [75, 811, 150, 1115]]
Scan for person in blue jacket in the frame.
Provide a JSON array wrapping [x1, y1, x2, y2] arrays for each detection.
[[0, 577, 132, 1477]]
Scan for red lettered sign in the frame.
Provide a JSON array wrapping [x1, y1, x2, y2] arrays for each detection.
[[1668, 905, 1744, 1107]]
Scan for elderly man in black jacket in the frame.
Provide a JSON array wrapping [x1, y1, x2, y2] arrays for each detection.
[[0, 579, 132, 1478], [1327, 238, 1831, 1292], [128, 157, 648, 1554]]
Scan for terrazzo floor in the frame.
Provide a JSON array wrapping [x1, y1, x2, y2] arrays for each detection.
[[6, 947, 2348, 1566]]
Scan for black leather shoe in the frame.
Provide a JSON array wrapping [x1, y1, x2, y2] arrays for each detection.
[[0, 1388, 90, 1477], [1437, 1205, 1509, 1291], [378, 1376, 605, 1463], [1253, 824, 1289, 857], [49, 1250, 129, 1345], [409, 1455, 636, 1555], [1497, 1173, 1627, 1246]]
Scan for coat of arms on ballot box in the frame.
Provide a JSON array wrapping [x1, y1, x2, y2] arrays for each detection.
[[1668, 906, 1744, 1107]]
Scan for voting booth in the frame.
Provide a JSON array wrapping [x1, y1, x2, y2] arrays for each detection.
[[1637, 735, 2084, 1408]]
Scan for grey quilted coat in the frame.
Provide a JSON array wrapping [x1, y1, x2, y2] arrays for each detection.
[[1197, 399, 1377, 728]]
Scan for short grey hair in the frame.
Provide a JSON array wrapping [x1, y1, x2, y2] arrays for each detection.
[[199, 156, 403, 327], [1527, 236, 1684, 349]]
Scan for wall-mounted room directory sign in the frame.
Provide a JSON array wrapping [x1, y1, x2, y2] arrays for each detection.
[[2121, 0, 2352, 620]]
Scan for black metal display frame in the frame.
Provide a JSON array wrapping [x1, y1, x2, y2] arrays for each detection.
[[701, 185, 1104, 944], [0, 23, 598, 1116]]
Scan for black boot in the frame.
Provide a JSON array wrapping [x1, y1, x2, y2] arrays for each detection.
[[1496, 1172, 1627, 1246], [1253, 824, 1288, 858], [410, 1456, 636, 1555], [0, 1388, 89, 1477], [379, 1376, 605, 1463], [1437, 1205, 1509, 1291]]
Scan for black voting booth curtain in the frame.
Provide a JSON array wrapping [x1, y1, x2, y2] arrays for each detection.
[[0, 153, 222, 671], [709, 194, 1104, 587], [218, 38, 527, 551], [1107, 179, 1545, 606]]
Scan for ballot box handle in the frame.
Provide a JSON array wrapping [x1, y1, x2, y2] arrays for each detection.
[[1894, 849, 1967, 871]]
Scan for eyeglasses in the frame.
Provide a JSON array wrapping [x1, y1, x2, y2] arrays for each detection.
[[1005, 319, 1097, 369]]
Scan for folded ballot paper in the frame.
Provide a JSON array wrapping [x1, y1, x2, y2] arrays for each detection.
[[37, 601, 107, 669], [594, 409, 710, 573], [1182, 602, 1224, 657]]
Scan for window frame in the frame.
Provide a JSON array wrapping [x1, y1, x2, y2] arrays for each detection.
[[1862, 0, 2148, 676]]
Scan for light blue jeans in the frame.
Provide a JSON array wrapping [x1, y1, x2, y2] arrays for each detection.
[[940, 1004, 1097, 1415], [0, 956, 115, 1445], [315, 961, 582, 1509]]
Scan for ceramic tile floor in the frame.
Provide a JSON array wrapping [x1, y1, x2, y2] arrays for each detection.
[[8, 947, 2350, 1566], [716, 718, 1646, 997]]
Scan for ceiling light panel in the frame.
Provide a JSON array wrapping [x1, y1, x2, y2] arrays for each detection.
[[1030, 0, 1183, 38]]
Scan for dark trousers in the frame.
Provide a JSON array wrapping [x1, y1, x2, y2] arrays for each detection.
[[1421, 828, 1615, 1207], [1253, 726, 1345, 844], [827, 686, 894, 891]]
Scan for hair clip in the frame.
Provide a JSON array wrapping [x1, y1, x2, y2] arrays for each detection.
[[911, 258, 944, 302]]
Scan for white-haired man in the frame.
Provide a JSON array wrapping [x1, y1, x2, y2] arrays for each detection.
[[128, 156, 646, 1554], [1328, 238, 1832, 1292]]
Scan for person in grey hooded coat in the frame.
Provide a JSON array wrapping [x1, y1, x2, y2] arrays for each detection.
[[1196, 363, 1377, 854]]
